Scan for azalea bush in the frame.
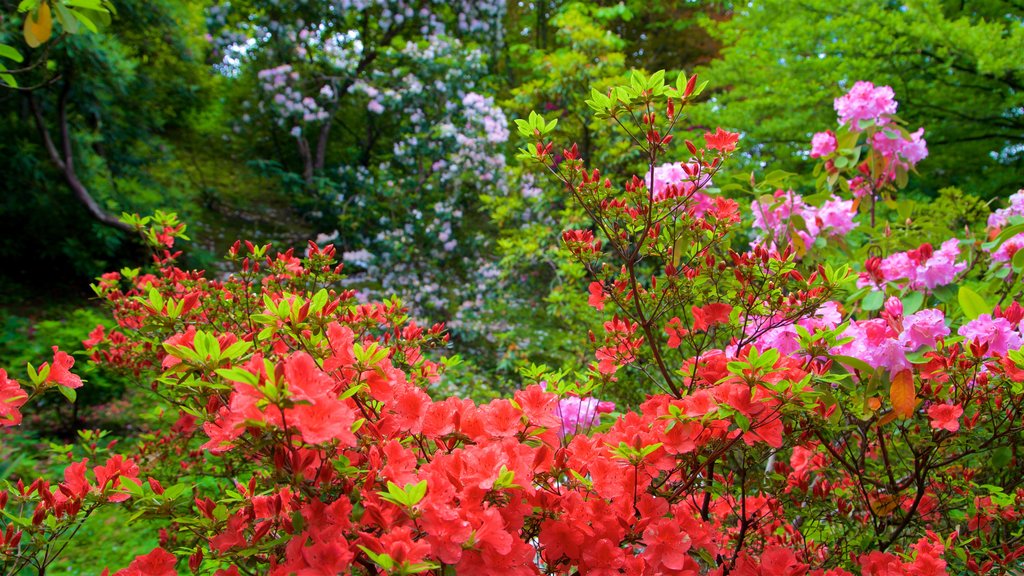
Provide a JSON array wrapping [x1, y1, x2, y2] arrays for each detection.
[[2, 72, 1024, 576]]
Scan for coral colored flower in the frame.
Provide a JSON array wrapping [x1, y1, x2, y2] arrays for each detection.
[[927, 403, 963, 432], [0, 369, 28, 427], [588, 281, 605, 310], [109, 547, 177, 576], [810, 130, 837, 158], [704, 127, 740, 152], [692, 303, 733, 332], [46, 346, 83, 389], [664, 317, 688, 349]]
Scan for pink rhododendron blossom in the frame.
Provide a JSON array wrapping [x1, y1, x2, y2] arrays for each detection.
[[751, 191, 858, 256], [810, 130, 837, 158], [899, 309, 949, 350], [742, 302, 843, 356], [984, 190, 1024, 264], [917, 239, 965, 289], [555, 396, 615, 438], [814, 196, 859, 236], [859, 240, 966, 291], [987, 189, 1024, 229], [989, 234, 1024, 263], [834, 81, 898, 127], [869, 128, 928, 169], [957, 314, 1023, 356], [650, 162, 712, 215], [835, 319, 910, 374]]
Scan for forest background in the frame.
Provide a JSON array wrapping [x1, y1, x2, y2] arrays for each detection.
[[0, 0, 1022, 569]]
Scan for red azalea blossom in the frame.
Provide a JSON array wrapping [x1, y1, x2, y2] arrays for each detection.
[[109, 547, 177, 576], [927, 403, 964, 432], [45, 346, 83, 389], [704, 127, 740, 152]]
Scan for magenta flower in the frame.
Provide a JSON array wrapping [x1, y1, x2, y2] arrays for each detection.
[[958, 314, 1023, 356], [555, 396, 615, 438], [834, 81, 898, 127], [899, 309, 949, 351], [810, 130, 837, 158]]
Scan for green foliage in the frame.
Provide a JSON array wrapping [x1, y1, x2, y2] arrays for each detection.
[[0, 305, 130, 428], [693, 0, 1024, 199]]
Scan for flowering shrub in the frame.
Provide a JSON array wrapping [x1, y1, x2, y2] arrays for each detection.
[[2, 73, 1024, 576]]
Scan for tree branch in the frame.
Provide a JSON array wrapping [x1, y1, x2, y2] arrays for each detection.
[[26, 74, 132, 233]]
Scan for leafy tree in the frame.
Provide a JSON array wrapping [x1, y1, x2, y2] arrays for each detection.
[[0, 0, 213, 292], [692, 0, 1024, 199]]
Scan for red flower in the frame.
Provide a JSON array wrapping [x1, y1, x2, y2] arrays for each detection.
[[588, 281, 605, 310], [691, 303, 733, 332], [110, 547, 177, 576], [0, 369, 28, 427], [46, 346, 83, 389], [704, 127, 740, 152], [664, 317, 689, 349], [927, 403, 963, 432]]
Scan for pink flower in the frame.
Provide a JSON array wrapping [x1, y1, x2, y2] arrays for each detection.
[[810, 130, 837, 158], [900, 127, 928, 164], [861, 240, 966, 291], [987, 189, 1024, 229], [835, 319, 909, 374], [958, 314, 1023, 356], [816, 196, 859, 236], [869, 127, 928, 168], [899, 309, 949, 350], [555, 396, 614, 438], [917, 239, 966, 290], [834, 81, 898, 127], [990, 234, 1024, 263], [927, 403, 963, 432]]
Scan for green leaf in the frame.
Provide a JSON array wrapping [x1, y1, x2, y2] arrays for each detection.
[[862, 290, 884, 311], [54, 3, 79, 34], [900, 291, 924, 315], [832, 355, 875, 374], [1013, 248, 1024, 273], [992, 222, 1024, 249], [70, 9, 99, 33], [57, 385, 76, 403], [0, 44, 24, 63], [957, 286, 989, 320]]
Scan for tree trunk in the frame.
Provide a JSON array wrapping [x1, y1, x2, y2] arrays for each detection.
[[27, 75, 133, 233]]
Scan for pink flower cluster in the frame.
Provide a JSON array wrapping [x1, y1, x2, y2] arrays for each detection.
[[811, 82, 928, 174], [859, 239, 966, 291], [554, 396, 615, 439], [650, 162, 713, 215], [750, 190, 858, 255], [871, 127, 928, 165], [741, 302, 843, 356], [743, 299, 953, 377], [810, 130, 837, 158], [834, 81, 898, 127], [958, 314, 1023, 356], [834, 302, 950, 374], [986, 190, 1024, 264]]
